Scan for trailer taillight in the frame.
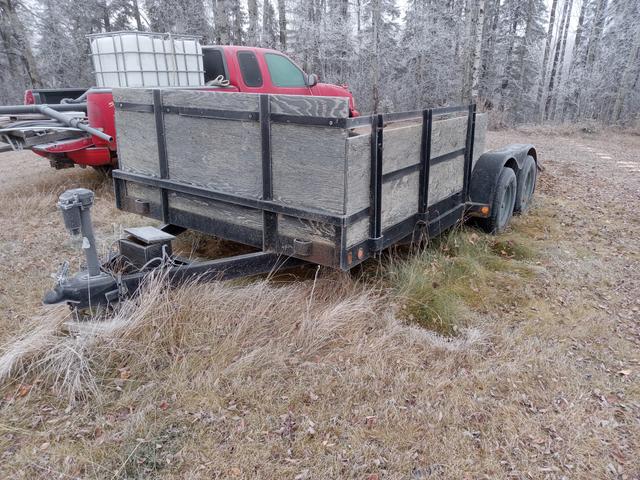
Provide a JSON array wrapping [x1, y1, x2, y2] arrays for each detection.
[[23, 89, 35, 105]]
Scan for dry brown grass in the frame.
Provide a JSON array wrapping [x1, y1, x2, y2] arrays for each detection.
[[0, 134, 639, 480]]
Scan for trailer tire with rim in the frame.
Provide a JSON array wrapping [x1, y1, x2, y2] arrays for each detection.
[[514, 155, 536, 214], [482, 167, 517, 234]]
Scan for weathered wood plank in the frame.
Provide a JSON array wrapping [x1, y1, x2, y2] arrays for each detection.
[[113, 88, 160, 177], [345, 115, 474, 179], [113, 87, 154, 105], [271, 123, 348, 214], [270, 95, 349, 118], [345, 216, 369, 248], [381, 171, 419, 230], [126, 182, 161, 204], [431, 116, 468, 159], [345, 113, 488, 219], [161, 89, 260, 111], [114, 109, 160, 177], [427, 154, 465, 206], [344, 134, 370, 215], [168, 192, 263, 231], [380, 123, 422, 175], [163, 114, 262, 198], [472, 113, 487, 168], [278, 215, 335, 245]]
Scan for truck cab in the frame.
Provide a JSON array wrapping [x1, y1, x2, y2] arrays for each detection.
[[202, 46, 359, 117]]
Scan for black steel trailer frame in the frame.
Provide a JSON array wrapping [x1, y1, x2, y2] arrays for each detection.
[[45, 99, 496, 309]]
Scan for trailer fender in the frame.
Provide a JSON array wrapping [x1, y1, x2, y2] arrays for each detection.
[[469, 144, 537, 208]]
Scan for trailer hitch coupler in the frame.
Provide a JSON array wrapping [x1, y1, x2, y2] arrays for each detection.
[[58, 188, 101, 277]]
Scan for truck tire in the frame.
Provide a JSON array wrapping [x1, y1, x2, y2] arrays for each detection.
[[514, 155, 536, 214], [481, 167, 517, 234]]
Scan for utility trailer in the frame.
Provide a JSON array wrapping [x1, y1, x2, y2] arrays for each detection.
[[44, 89, 538, 309]]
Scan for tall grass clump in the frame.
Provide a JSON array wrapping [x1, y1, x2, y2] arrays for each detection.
[[386, 226, 537, 335], [0, 272, 388, 402]]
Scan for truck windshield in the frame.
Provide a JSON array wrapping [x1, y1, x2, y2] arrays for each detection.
[[265, 53, 306, 88]]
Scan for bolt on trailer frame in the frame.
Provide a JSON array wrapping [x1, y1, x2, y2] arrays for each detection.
[[45, 91, 490, 309]]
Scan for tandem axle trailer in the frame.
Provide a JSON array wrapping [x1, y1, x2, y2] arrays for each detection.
[[44, 89, 538, 309]]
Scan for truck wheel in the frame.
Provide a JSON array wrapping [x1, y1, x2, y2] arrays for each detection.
[[514, 155, 536, 214], [482, 167, 517, 234]]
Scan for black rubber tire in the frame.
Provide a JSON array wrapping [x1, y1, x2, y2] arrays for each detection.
[[481, 167, 517, 234], [514, 155, 536, 214]]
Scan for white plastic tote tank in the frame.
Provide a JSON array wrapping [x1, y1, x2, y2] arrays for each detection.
[[89, 31, 204, 88]]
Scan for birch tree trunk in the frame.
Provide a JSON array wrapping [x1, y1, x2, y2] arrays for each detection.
[[578, 0, 608, 118], [544, 0, 569, 120], [470, 0, 486, 102], [132, 0, 143, 31], [479, 0, 501, 101], [277, 0, 287, 50], [460, 0, 473, 102], [214, 0, 230, 44], [247, 0, 259, 45], [550, 0, 573, 120], [371, 0, 380, 113], [518, 0, 535, 119], [561, 0, 587, 121], [498, 11, 520, 114], [536, 0, 558, 120], [611, 27, 640, 123], [585, 0, 608, 68], [0, 0, 39, 87]]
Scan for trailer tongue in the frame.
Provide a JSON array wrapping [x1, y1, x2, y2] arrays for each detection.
[[44, 187, 306, 309]]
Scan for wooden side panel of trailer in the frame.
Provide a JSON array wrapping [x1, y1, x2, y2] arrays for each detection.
[[343, 113, 488, 246], [113, 88, 349, 265], [113, 87, 486, 269]]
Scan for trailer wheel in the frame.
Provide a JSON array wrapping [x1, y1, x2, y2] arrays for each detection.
[[514, 155, 536, 214], [482, 167, 517, 234]]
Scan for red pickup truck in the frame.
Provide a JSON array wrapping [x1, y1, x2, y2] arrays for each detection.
[[25, 46, 358, 170]]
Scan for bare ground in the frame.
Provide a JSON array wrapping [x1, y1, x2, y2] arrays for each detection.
[[0, 129, 638, 479]]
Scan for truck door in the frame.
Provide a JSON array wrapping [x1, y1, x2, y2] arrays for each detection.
[[262, 53, 312, 96], [236, 50, 267, 93]]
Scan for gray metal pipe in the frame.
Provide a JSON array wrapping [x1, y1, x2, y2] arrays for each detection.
[[0, 103, 87, 114], [35, 104, 113, 143], [0, 103, 113, 143]]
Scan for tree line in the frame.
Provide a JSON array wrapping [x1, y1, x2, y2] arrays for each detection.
[[0, 0, 638, 126]]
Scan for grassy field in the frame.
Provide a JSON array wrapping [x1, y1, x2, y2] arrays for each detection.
[[0, 129, 638, 479]]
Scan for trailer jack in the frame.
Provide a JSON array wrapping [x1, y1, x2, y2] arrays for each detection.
[[43, 189, 308, 310]]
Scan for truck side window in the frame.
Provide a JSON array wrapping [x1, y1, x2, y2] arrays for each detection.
[[203, 49, 227, 83], [237, 51, 263, 87], [265, 54, 306, 87]]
